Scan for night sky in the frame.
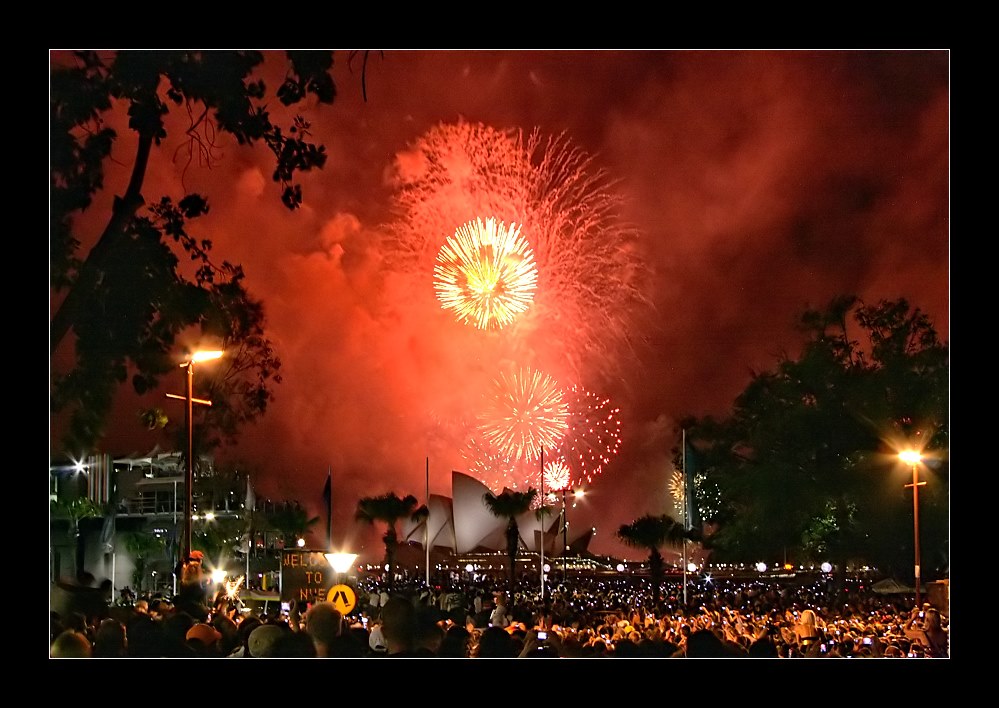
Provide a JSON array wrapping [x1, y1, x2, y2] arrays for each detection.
[[50, 50, 950, 563]]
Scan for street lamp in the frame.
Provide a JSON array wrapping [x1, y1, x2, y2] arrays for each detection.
[[325, 552, 358, 575], [899, 449, 926, 608], [325, 551, 359, 592], [166, 349, 223, 570]]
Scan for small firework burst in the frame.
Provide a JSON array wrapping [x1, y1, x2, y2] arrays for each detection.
[[434, 217, 538, 330], [225, 575, 245, 601], [461, 432, 518, 491], [479, 367, 569, 464], [543, 458, 571, 492], [669, 469, 685, 504], [553, 384, 622, 487]]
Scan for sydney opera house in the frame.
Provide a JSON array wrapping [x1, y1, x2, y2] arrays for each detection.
[[397, 470, 595, 560]]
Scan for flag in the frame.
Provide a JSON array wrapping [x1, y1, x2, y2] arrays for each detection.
[[245, 475, 256, 512], [323, 468, 333, 549], [100, 512, 115, 554]]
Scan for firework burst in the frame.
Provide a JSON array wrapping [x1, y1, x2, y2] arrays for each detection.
[[478, 367, 569, 465], [434, 217, 538, 329], [460, 431, 517, 491], [553, 384, 622, 487], [225, 575, 245, 602], [669, 469, 685, 505], [385, 119, 650, 384], [543, 458, 571, 492]]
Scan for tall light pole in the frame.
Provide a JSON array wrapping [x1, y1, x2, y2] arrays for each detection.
[[899, 450, 926, 608], [167, 349, 223, 570], [562, 488, 584, 578], [560, 488, 568, 577]]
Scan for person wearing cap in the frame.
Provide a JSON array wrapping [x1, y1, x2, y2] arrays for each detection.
[[367, 618, 388, 654], [248, 623, 288, 658], [186, 622, 223, 657]]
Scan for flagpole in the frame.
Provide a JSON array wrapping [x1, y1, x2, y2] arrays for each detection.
[[682, 429, 688, 607], [425, 457, 431, 588], [540, 448, 545, 603], [245, 473, 253, 584]]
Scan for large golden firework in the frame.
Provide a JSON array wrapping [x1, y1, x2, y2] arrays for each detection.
[[434, 217, 538, 330]]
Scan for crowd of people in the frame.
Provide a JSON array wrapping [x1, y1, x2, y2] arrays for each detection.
[[50, 563, 949, 659]]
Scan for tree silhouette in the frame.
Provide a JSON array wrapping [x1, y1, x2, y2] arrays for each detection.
[[483, 488, 538, 592], [120, 530, 167, 592], [682, 296, 948, 579], [262, 502, 320, 548], [50, 50, 372, 454], [51, 496, 103, 581], [355, 492, 422, 589], [617, 514, 689, 606]]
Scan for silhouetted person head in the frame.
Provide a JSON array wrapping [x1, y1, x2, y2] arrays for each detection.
[[380, 596, 419, 655], [51, 630, 92, 658], [685, 629, 737, 658], [93, 618, 127, 658], [476, 625, 516, 657], [305, 602, 344, 657], [271, 630, 318, 657], [438, 625, 472, 657], [748, 637, 779, 658]]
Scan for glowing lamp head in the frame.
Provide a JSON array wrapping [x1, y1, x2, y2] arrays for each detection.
[[756, 562, 768, 573], [821, 562, 833, 573], [211, 568, 227, 584], [296, 537, 306, 548], [325, 552, 358, 573], [688, 563, 699, 573], [191, 350, 223, 363], [899, 450, 922, 465]]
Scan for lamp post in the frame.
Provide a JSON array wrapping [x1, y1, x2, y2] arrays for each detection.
[[561, 488, 568, 577], [325, 551, 358, 606], [561, 488, 584, 578], [166, 349, 223, 569], [325, 552, 358, 579], [899, 450, 926, 608]]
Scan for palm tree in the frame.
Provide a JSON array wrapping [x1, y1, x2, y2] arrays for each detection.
[[51, 496, 103, 581], [263, 501, 320, 548], [617, 514, 689, 606], [121, 530, 167, 592], [355, 492, 422, 589], [483, 488, 538, 593]]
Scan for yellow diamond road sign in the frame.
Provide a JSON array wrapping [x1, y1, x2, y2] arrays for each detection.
[[327, 584, 356, 614]]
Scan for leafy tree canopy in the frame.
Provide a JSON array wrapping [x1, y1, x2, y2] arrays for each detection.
[[680, 296, 948, 578], [50, 50, 359, 456]]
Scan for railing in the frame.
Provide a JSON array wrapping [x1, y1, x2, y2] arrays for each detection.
[[121, 497, 179, 515]]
